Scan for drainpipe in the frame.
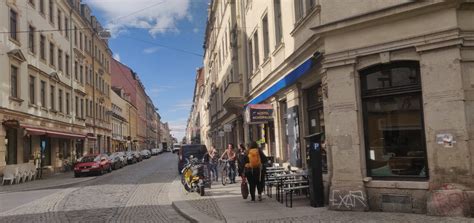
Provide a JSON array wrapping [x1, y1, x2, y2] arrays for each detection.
[[68, 6, 76, 159]]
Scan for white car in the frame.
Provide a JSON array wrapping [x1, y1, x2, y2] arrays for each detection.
[[151, 148, 162, 155], [172, 145, 180, 153]]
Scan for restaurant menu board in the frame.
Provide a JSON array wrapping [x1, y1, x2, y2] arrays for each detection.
[[287, 106, 301, 168]]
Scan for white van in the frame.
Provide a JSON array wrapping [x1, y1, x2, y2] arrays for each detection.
[[172, 144, 181, 153]]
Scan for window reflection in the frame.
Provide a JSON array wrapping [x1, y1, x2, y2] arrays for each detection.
[[361, 61, 427, 178]]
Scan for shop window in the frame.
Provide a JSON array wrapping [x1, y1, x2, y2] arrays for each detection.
[[306, 83, 324, 134], [6, 128, 18, 165], [305, 83, 326, 172], [43, 138, 51, 166], [361, 61, 427, 179], [279, 100, 289, 163], [23, 136, 32, 163]]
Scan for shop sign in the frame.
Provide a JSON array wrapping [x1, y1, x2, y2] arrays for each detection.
[[2, 119, 20, 128], [218, 131, 225, 137], [247, 104, 274, 124], [224, 124, 232, 132]]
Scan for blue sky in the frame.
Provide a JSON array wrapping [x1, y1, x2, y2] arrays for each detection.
[[84, 0, 209, 140]]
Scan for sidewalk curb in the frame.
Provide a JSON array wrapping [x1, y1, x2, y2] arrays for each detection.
[[169, 177, 225, 223], [0, 176, 96, 194]]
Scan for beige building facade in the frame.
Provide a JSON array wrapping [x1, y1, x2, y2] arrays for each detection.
[[0, 0, 111, 175], [110, 89, 129, 152], [193, 0, 474, 216]]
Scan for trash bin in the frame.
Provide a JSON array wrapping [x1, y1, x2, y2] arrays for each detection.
[[305, 133, 324, 207]]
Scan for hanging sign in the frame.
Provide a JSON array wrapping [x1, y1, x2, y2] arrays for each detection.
[[218, 131, 225, 137], [224, 124, 232, 132], [246, 104, 274, 124]]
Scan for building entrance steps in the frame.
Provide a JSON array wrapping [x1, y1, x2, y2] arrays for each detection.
[[170, 177, 472, 223]]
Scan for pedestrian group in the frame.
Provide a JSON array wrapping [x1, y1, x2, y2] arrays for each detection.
[[206, 141, 268, 202]]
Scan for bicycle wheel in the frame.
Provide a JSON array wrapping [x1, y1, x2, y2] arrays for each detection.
[[221, 168, 227, 186]]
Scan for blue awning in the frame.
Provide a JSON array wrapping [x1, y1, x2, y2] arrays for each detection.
[[247, 56, 316, 105]]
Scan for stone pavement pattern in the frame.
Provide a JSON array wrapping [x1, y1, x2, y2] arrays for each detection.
[[0, 172, 95, 194], [0, 153, 188, 223], [172, 177, 474, 223]]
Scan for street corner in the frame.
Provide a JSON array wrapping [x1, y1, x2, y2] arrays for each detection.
[[170, 177, 225, 223]]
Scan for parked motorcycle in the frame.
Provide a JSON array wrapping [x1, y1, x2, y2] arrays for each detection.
[[181, 155, 210, 196]]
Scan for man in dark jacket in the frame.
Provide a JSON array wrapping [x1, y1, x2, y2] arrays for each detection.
[[244, 141, 268, 201]]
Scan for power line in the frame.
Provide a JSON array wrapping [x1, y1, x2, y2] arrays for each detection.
[[109, 0, 167, 24], [122, 36, 204, 57]]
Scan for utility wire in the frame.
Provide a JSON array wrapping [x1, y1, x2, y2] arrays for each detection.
[[122, 36, 204, 57], [109, 0, 166, 24]]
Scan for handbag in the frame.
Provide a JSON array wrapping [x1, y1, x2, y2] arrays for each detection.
[[241, 177, 249, 199]]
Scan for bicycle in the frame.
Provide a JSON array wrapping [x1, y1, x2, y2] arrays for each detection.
[[219, 159, 230, 186]]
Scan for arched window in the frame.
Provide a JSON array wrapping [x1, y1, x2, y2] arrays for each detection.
[[361, 61, 428, 179]]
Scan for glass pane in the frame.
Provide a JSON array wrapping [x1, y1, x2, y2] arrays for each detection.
[[308, 109, 318, 135], [364, 64, 419, 90], [365, 94, 427, 177]]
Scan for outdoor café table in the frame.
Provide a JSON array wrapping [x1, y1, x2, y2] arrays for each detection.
[[265, 169, 288, 198], [274, 173, 308, 203], [266, 169, 286, 174], [266, 166, 285, 171]]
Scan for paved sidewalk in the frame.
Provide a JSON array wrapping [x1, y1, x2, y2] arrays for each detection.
[[0, 172, 95, 194], [171, 177, 473, 223]]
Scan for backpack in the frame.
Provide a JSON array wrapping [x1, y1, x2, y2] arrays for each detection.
[[247, 148, 261, 169]]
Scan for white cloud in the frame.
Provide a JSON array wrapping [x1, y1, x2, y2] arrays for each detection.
[[192, 28, 200, 33], [168, 100, 193, 112], [113, 53, 121, 62], [85, 0, 191, 37], [147, 85, 176, 97], [143, 47, 160, 54], [168, 118, 188, 140]]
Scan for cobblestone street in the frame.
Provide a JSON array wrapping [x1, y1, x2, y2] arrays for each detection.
[[0, 153, 188, 223]]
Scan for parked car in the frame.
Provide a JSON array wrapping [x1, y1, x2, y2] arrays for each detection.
[[109, 153, 124, 170], [116, 152, 128, 167], [74, 154, 112, 177], [172, 144, 181, 153], [151, 148, 160, 156], [133, 151, 143, 162], [126, 151, 137, 164], [178, 144, 208, 174], [140, 149, 152, 159]]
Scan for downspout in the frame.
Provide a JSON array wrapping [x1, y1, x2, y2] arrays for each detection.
[[68, 6, 76, 158]]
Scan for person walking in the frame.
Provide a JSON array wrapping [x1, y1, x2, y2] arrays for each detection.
[[237, 144, 247, 180], [244, 141, 268, 201], [208, 146, 219, 182], [220, 143, 237, 184]]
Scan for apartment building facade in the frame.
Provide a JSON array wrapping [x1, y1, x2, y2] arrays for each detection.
[[110, 88, 129, 152], [186, 67, 205, 145], [0, 0, 112, 175], [202, 0, 247, 153], [194, 0, 474, 216]]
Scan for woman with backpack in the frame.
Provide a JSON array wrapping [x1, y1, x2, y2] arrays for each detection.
[[244, 141, 268, 201]]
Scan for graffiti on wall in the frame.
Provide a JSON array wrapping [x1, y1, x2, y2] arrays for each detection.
[[428, 190, 469, 216], [330, 190, 368, 210]]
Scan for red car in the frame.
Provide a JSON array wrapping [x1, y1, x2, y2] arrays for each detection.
[[74, 154, 112, 177]]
